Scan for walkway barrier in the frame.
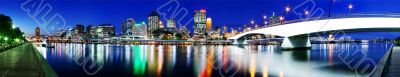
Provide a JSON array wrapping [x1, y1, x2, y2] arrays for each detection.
[[370, 46, 394, 77], [31, 44, 58, 77]]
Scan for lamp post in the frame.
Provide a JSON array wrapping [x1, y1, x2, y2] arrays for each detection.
[[285, 6, 291, 13], [279, 16, 285, 24], [304, 10, 310, 16], [348, 3, 353, 14], [263, 15, 268, 27]]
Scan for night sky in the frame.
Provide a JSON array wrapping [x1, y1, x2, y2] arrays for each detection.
[[1, 0, 400, 37]]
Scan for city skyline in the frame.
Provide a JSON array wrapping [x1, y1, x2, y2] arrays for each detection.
[[2, 0, 400, 36]]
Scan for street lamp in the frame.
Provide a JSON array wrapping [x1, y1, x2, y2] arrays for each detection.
[[12, 25, 16, 29], [279, 16, 284, 21], [348, 3, 353, 10], [263, 15, 267, 19], [279, 16, 285, 24], [304, 10, 310, 15], [251, 20, 255, 25], [285, 6, 291, 13], [4, 37, 8, 41]]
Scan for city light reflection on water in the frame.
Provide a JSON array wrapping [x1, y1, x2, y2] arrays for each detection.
[[34, 43, 391, 77]]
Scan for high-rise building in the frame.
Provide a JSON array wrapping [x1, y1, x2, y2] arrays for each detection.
[[206, 17, 212, 32], [35, 27, 40, 41], [167, 19, 176, 28], [194, 9, 207, 38], [147, 11, 160, 37], [122, 21, 128, 35], [122, 18, 135, 35]]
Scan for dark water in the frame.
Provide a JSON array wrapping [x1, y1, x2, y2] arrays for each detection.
[[34, 43, 392, 77]]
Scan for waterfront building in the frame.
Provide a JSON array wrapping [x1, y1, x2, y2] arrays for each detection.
[[122, 18, 135, 35], [132, 22, 147, 38], [89, 26, 96, 38], [147, 11, 160, 38], [167, 19, 176, 28], [193, 9, 207, 39], [35, 27, 40, 41], [73, 24, 85, 37], [95, 24, 115, 37]]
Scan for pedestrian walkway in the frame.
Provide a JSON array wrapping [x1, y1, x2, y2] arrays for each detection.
[[0, 43, 54, 77], [388, 46, 400, 77]]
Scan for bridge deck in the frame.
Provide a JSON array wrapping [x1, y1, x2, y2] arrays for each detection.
[[388, 46, 400, 77]]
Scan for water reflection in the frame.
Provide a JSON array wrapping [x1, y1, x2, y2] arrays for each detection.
[[34, 43, 391, 77]]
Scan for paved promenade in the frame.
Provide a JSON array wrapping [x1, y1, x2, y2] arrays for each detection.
[[0, 44, 53, 77], [388, 46, 400, 77]]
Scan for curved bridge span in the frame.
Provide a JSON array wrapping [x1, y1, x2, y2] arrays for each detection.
[[228, 17, 400, 49]]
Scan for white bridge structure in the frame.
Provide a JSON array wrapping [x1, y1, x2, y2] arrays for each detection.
[[228, 16, 400, 49]]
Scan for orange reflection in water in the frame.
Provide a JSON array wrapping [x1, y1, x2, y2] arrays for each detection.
[[249, 55, 256, 77], [157, 45, 164, 77], [201, 46, 215, 77], [328, 44, 334, 65]]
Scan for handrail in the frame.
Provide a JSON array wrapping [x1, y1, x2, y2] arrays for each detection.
[[370, 45, 394, 77], [31, 44, 58, 77]]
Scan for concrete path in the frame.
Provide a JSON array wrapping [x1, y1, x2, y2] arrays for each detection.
[[388, 46, 400, 77], [0, 44, 40, 77]]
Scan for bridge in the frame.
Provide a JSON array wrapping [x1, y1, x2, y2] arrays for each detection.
[[228, 14, 400, 49]]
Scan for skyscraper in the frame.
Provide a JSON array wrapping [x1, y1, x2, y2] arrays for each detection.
[[167, 19, 176, 28], [194, 9, 207, 39], [206, 17, 212, 32], [128, 18, 135, 34], [122, 18, 135, 35], [147, 11, 160, 37]]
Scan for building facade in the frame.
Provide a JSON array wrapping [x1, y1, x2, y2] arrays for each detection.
[[206, 17, 212, 32], [167, 19, 176, 28], [35, 27, 40, 41], [122, 18, 135, 35], [147, 11, 160, 38], [95, 24, 115, 37], [194, 10, 207, 39]]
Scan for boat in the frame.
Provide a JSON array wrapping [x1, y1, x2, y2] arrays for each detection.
[[41, 39, 55, 48]]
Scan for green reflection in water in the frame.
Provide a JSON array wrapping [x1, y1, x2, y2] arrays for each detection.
[[133, 45, 147, 75]]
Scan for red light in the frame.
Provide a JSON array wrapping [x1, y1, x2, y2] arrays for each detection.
[[200, 10, 206, 13]]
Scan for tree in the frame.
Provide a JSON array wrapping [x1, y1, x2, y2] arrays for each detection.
[[0, 14, 25, 44]]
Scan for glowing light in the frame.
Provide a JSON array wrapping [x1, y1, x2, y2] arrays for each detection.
[[200, 9, 206, 13], [285, 6, 291, 13], [251, 20, 255, 24], [348, 3, 353, 10], [279, 16, 284, 21], [4, 37, 8, 41], [263, 15, 267, 19], [304, 10, 310, 15], [12, 24, 17, 29]]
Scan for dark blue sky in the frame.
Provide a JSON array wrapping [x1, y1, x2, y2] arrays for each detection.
[[1, 0, 400, 36]]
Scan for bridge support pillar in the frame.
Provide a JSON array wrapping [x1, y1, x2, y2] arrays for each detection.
[[281, 35, 311, 50]]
